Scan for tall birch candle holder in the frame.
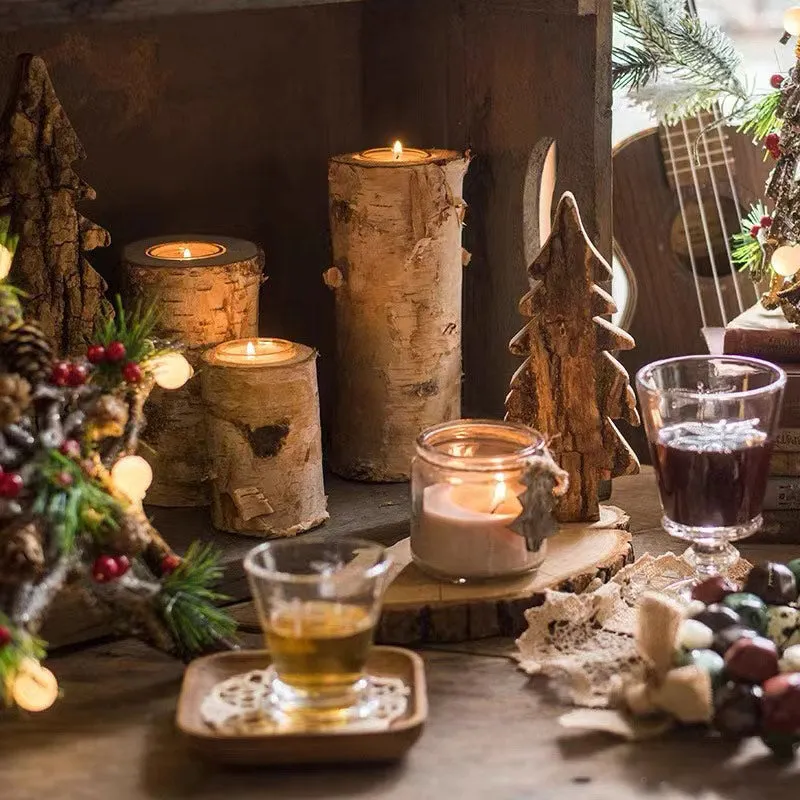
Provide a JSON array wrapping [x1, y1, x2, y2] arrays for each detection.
[[325, 144, 471, 482], [122, 235, 262, 507], [200, 338, 328, 536]]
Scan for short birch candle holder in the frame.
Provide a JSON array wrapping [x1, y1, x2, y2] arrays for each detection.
[[200, 338, 328, 537], [410, 419, 549, 582], [325, 144, 471, 482], [123, 235, 262, 507]]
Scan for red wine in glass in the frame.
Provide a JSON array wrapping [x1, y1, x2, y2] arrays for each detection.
[[651, 419, 773, 530]]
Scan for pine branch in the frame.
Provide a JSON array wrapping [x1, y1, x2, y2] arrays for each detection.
[[739, 90, 782, 140], [732, 201, 769, 281]]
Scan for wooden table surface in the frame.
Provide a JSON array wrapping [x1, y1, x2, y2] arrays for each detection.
[[5, 468, 800, 800]]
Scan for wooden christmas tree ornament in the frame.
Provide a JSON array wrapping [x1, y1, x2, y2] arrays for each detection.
[[0, 54, 110, 355], [122, 236, 262, 507], [326, 148, 471, 481], [505, 192, 641, 522], [200, 339, 327, 536]]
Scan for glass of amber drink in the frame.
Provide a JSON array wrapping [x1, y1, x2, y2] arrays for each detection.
[[244, 538, 392, 722]]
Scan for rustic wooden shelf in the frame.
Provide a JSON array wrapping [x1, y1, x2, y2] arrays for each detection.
[[0, 0, 599, 30]]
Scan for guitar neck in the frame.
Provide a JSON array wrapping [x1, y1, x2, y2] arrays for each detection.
[[658, 110, 736, 190]]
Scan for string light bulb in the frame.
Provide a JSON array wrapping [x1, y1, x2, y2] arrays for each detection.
[[0, 245, 12, 281], [111, 455, 153, 503], [149, 352, 193, 390], [784, 6, 800, 37], [772, 244, 800, 278], [12, 659, 59, 712]]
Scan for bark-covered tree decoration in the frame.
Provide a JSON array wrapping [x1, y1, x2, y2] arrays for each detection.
[[505, 192, 640, 523], [0, 54, 110, 355], [0, 229, 234, 713]]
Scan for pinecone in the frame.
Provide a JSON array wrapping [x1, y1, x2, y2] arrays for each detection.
[[0, 519, 45, 583], [88, 394, 129, 439], [0, 373, 31, 427], [0, 321, 54, 384], [0, 285, 23, 329], [107, 511, 151, 556]]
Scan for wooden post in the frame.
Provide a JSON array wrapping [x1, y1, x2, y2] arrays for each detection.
[[122, 236, 262, 506], [200, 340, 328, 536], [326, 148, 470, 481]]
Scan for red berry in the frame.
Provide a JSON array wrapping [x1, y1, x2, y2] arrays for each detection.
[[92, 554, 120, 583], [0, 472, 23, 499], [86, 344, 106, 364], [771, 73, 785, 89], [115, 554, 131, 577], [66, 363, 88, 387], [0, 626, 11, 647], [161, 554, 181, 575], [55, 470, 74, 488], [59, 439, 81, 458], [105, 341, 127, 362], [750, 225, 761, 238], [50, 361, 71, 386], [766, 132, 781, 152], [761, 215, 774, 228], [122, 361, 143, 384]]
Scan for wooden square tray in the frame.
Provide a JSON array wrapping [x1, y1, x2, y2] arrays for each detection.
[[176, 646, 427, 765]]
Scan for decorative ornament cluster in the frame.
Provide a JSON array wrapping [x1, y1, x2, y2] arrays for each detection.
[[0, 225, 233, 713]]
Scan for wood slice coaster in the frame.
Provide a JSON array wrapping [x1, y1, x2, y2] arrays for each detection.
[[376, 505, 632, 645]]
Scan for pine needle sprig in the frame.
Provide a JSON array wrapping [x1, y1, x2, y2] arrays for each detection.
[[94, 297, 160, 365], [0, 612, 46, 706], [739, 90, 783, 141], [159, 543, 237, 657], [732, 202, 769, 281]]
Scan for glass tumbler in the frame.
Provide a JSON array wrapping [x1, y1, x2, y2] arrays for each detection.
[[244, 538, 392, 722], [636, 355, 785, 594]]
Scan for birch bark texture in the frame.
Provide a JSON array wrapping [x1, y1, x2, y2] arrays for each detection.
[[200, 343, 328, 536], [326, 149, 470, 481], [122, 236, 262, 506]]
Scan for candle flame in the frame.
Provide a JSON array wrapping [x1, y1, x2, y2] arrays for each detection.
[[182, 247, 192, 259], [245, 341, 256, 358], [490, 480, 506, 514], [393, 140, 403, 160]]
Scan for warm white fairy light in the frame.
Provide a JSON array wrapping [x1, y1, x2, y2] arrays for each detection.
[[12, 659, 59, 712], [785, 6, 800, 36], [150, 352, 193, 390], [111, 455, 154, 503], [772, 244, 800, 278], [0, 245, 12, 281]]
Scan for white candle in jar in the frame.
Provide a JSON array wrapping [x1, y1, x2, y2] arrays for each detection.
[[412, 479, 545, 581]]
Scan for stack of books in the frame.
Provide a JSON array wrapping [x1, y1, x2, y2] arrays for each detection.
[[723, 303, 800, 542]]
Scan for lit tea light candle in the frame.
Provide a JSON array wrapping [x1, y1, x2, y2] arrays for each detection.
[[145, 240, 227, 261], [355, 140, 432, 165], [212, 338, 297, 366]]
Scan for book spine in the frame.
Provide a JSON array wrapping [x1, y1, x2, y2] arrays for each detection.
[[773, 429, 800, 452], [748, 510, 800, 544], [724, 328, 800, 361], [764, 478, 800, 510], [770, 451, 800, 476]]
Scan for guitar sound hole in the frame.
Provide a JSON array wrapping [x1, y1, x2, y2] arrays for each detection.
[[670, 195, 740, 279]]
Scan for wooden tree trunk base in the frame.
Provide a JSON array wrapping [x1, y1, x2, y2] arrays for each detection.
[[376, 505, 632, 645]]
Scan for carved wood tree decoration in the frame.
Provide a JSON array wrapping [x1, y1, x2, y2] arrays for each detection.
[[0, 54, 110, 355], [505, 192, 640, 523]]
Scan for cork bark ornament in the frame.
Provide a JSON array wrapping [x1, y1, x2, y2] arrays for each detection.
[[0, 54, 110, 355], [505, 192, 640, 522], [326, 149, 471, 482]]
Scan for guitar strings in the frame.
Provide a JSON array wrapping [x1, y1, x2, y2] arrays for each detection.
[[695, 111, 746, 315], [679, 116, 730, 325], [663, 123, 710, 327]]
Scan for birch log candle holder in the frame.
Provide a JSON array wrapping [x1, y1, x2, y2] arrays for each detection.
[[325, 143, 471, 482], [200, 338, 328, 536], [122, 235, 262, 507]]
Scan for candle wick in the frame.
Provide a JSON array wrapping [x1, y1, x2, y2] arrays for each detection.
[[489, 499, 504, 515]]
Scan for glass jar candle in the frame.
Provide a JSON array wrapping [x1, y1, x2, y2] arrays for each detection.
[[411, 419, 549, 582]]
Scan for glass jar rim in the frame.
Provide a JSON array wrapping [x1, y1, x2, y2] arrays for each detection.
[[243, 537, 391, 584], [415, 418, 545, 472], [636, 354, 787, 401]]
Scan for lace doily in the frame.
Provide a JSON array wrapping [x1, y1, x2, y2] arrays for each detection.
[[201, 669, 410, 735], [515, 552, 752, 708]]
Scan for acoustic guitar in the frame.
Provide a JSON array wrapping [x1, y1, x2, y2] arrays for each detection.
[[613, 111, 771, 457]]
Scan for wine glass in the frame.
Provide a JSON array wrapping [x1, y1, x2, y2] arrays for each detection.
[[636, 355, 785, 597]]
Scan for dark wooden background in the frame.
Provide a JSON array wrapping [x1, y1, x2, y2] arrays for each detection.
[[0, 0, 611, 429]]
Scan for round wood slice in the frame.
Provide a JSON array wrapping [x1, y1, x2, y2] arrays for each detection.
[[376, 505, 632, 645]]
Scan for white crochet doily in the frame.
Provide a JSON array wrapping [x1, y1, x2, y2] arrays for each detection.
[[515, 552, 751, 708], [201, 669, 410, 735]]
